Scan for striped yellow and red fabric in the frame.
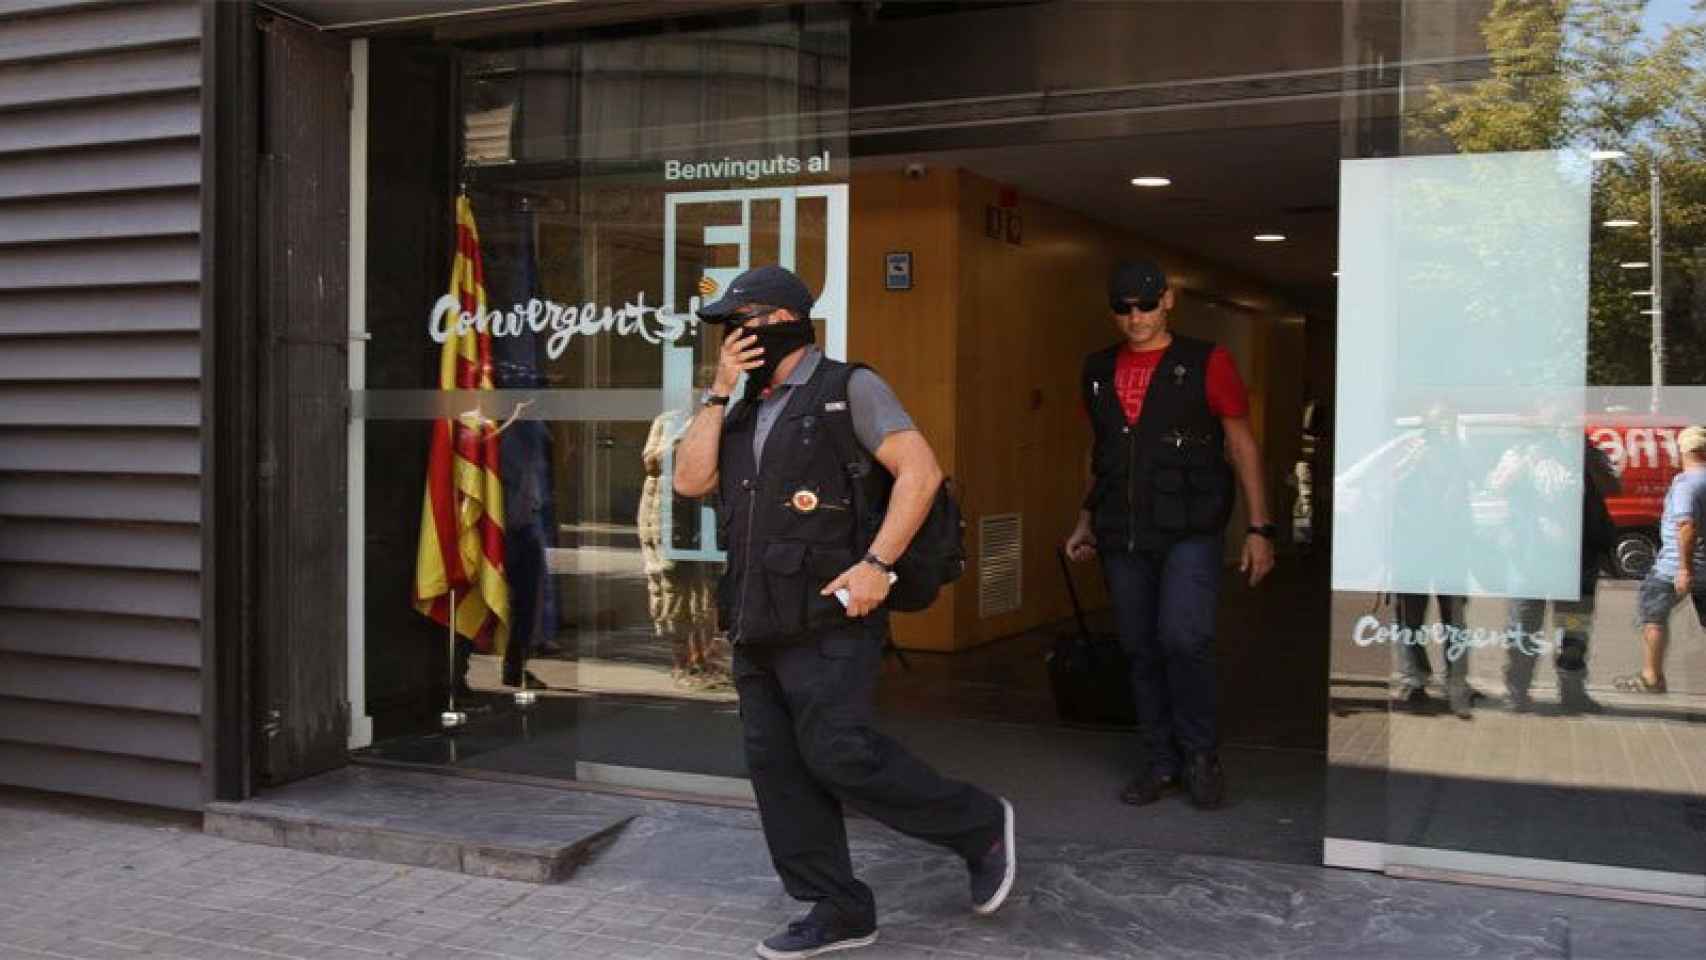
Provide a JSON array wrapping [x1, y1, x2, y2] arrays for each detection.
[[413, 194, 510, 657]]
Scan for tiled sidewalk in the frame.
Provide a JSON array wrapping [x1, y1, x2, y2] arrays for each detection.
[[4, 788, 1705, 959]]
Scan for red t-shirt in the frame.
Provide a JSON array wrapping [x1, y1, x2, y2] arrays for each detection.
[[1111, 343, 1249, 424]]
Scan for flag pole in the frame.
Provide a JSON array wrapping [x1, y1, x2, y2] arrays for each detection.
[[442, 588, 467, 730]]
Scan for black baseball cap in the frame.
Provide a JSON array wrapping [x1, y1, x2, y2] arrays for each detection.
[[697, 264, 816, 323], [1109, 260, 1168, 312]]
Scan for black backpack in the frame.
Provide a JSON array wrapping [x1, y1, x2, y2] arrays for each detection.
[[818, 363, 967, 612]]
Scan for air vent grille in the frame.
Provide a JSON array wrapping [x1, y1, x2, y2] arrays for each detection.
[[977, 513, 1023, 619]]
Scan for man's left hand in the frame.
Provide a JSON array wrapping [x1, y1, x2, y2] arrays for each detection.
[[822, 561, 892, 618], [1241, 533, 1276, 587]]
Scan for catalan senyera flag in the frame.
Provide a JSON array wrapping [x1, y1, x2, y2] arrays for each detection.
[[413, 194, 510, 657]]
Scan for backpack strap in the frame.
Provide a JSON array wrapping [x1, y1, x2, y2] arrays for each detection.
[[814, 361, 886, 541]]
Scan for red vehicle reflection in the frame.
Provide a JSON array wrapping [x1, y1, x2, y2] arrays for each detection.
[[1587, 421, 1688, 579]]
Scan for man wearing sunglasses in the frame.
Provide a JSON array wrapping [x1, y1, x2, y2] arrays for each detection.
[[1065, 259, 1276, 811], [674, 265, 1014, 960]]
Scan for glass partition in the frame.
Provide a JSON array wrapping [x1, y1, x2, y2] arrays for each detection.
[[1327, 0, 1706, 893], [357, 8, 849, 793]]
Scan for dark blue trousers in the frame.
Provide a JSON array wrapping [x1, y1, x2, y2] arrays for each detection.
[[1100, 535, 1222, 776]]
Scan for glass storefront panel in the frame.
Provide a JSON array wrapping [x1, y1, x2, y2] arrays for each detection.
[[348, 0, 1705, 894], [356, 8, 847, 794], [1327, 0, 1706, 889]]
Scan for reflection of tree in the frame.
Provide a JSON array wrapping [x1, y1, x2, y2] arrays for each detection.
[[1408, 0, 1706, 386]]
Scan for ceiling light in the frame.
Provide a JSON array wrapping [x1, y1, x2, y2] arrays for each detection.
[[1254, 233, 1286, 242], [1590, 149, 1627, 161], [1620, 261, 1650, 269], [1640, 309, 1660, 315], [1332, 271, 1341, 277], [1130, 176, 1171, 188], [1633, 290, 1656, 297], [1603, 219, 1640, 228]]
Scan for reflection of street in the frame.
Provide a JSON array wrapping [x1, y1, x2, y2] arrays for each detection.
[[1331, 581, 1706, 799], [471, 530, 735, 703]]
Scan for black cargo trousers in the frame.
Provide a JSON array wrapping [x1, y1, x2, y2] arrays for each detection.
[[733, 614, 1004, 925]]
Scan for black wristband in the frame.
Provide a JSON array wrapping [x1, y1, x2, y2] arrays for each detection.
[[861, 552, 893, 573], [702, 392, 731, 408], [1248, 523, 1278, 540]]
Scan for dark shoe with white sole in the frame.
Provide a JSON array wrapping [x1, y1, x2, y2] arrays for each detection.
[[1119, 770, 1179, 806], [755, 908, 877, 960], [968, 797, 1016, 915]]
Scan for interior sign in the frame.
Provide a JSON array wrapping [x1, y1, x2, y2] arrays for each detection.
[[665, 151, 834, 182]]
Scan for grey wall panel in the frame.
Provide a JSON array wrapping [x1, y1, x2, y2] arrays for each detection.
[[0, 474, 201, 522], [0, 698, 201, 762], [0, 140, 200, 200], [0, 236, 199, 287], [0, 0, 208, 812], [0, 518, 200, 571], [0, 43, 199, 111], [0, 1, 198, 66], [0, 565, 200, 620], [0, 285, 200, 334], [0, 90, 199, 153], [0, 653, 200, 714], [0, 611, 199, 667], [0, 428, 200, 474], [0, 334, 200, 381], [0, 742, 201, 810], [0, 189, 200, 244], [0, 383, 201, 427]]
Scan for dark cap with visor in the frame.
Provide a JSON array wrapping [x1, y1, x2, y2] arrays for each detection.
[[1109, 259, 1168, 312], [697, 264, 816, 323]]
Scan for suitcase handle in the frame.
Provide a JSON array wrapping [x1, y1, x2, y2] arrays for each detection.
[[1056, 544, 1093, 642]]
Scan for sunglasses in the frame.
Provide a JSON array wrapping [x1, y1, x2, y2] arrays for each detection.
[[1111, 297, 1162, 315]]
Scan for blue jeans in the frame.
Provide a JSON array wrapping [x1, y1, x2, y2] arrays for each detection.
[[1101, 535, 1221, 777]]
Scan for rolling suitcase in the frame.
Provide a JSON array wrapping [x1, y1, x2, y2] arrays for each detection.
[[1046, 545, 1138, 727]]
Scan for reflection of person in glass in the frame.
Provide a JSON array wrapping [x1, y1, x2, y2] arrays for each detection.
[[673, 266, 1015, 959], [638, 407, 725, 690], [1391, 402, 1474, 718], [1496, 433, 1619, 713], [1618, 425, 1706, 694]]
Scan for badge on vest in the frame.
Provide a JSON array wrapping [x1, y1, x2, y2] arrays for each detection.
[[824, 400, 848, 412], [789, 489, 821, 513], [1172, 363, 1188, 385]]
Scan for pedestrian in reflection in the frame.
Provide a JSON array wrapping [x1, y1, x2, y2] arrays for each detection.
[[1065, 260, 1276, 810], [639, 407, 726, 691], [1390, 402, 1475, 718], [1617, 424, 1706, 694], [1498, 433, 1618, 713], [673, 265, 1015, 959]]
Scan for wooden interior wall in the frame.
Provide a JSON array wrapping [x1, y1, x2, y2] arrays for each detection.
[[846, 166, 1306, 653], [846, 168, 961, 652]]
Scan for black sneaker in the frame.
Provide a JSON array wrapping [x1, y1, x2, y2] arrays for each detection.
[[968, 798, 1016, 916], [1183, 752, 1226, 810], [756, 909, 877, 960], [1119, 770, 1178, 806]]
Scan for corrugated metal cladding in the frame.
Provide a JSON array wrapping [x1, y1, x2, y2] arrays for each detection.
[[0, 0, 205, 809]]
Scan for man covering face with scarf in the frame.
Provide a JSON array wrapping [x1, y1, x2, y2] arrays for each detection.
[[670, 264, 1016, 960]]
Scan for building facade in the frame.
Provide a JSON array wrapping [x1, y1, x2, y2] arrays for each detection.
[[2, 0, 1703, 905]]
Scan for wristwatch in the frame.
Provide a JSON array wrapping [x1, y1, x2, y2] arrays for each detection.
[[702, 391, 731, 408], [1247, 523, 1278, 540], [861, 552, 893, 573]]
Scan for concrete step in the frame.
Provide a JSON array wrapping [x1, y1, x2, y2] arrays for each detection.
[[205, 766, 642, 883]]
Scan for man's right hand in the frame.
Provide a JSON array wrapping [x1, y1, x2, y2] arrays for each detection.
[[1678, 569, 1693, 597], [1065, 521, 1097, 562], [714, 329, 765, 396]]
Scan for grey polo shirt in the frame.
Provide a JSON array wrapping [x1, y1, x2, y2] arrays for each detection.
[[742, 346, 915, 463]]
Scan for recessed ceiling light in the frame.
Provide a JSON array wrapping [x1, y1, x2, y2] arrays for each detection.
[[1254, 233, 1286, 242], [1332, 270, 1341, 277], [1633, 290, 1656, 297], [1603, 219, 1640, 228], [1130, 176, 1172, 188], [1620, 261, 1650, 268], [1640, 309, 1661, 315], [1590, 149, 1628, 161]]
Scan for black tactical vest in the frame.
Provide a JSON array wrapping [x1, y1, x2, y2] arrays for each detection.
[[1081, 335, 1235, 552], [716, 358, 888, 645]]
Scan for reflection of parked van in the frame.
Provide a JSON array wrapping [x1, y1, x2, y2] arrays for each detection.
[[1587, 422, 1688, 579]]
